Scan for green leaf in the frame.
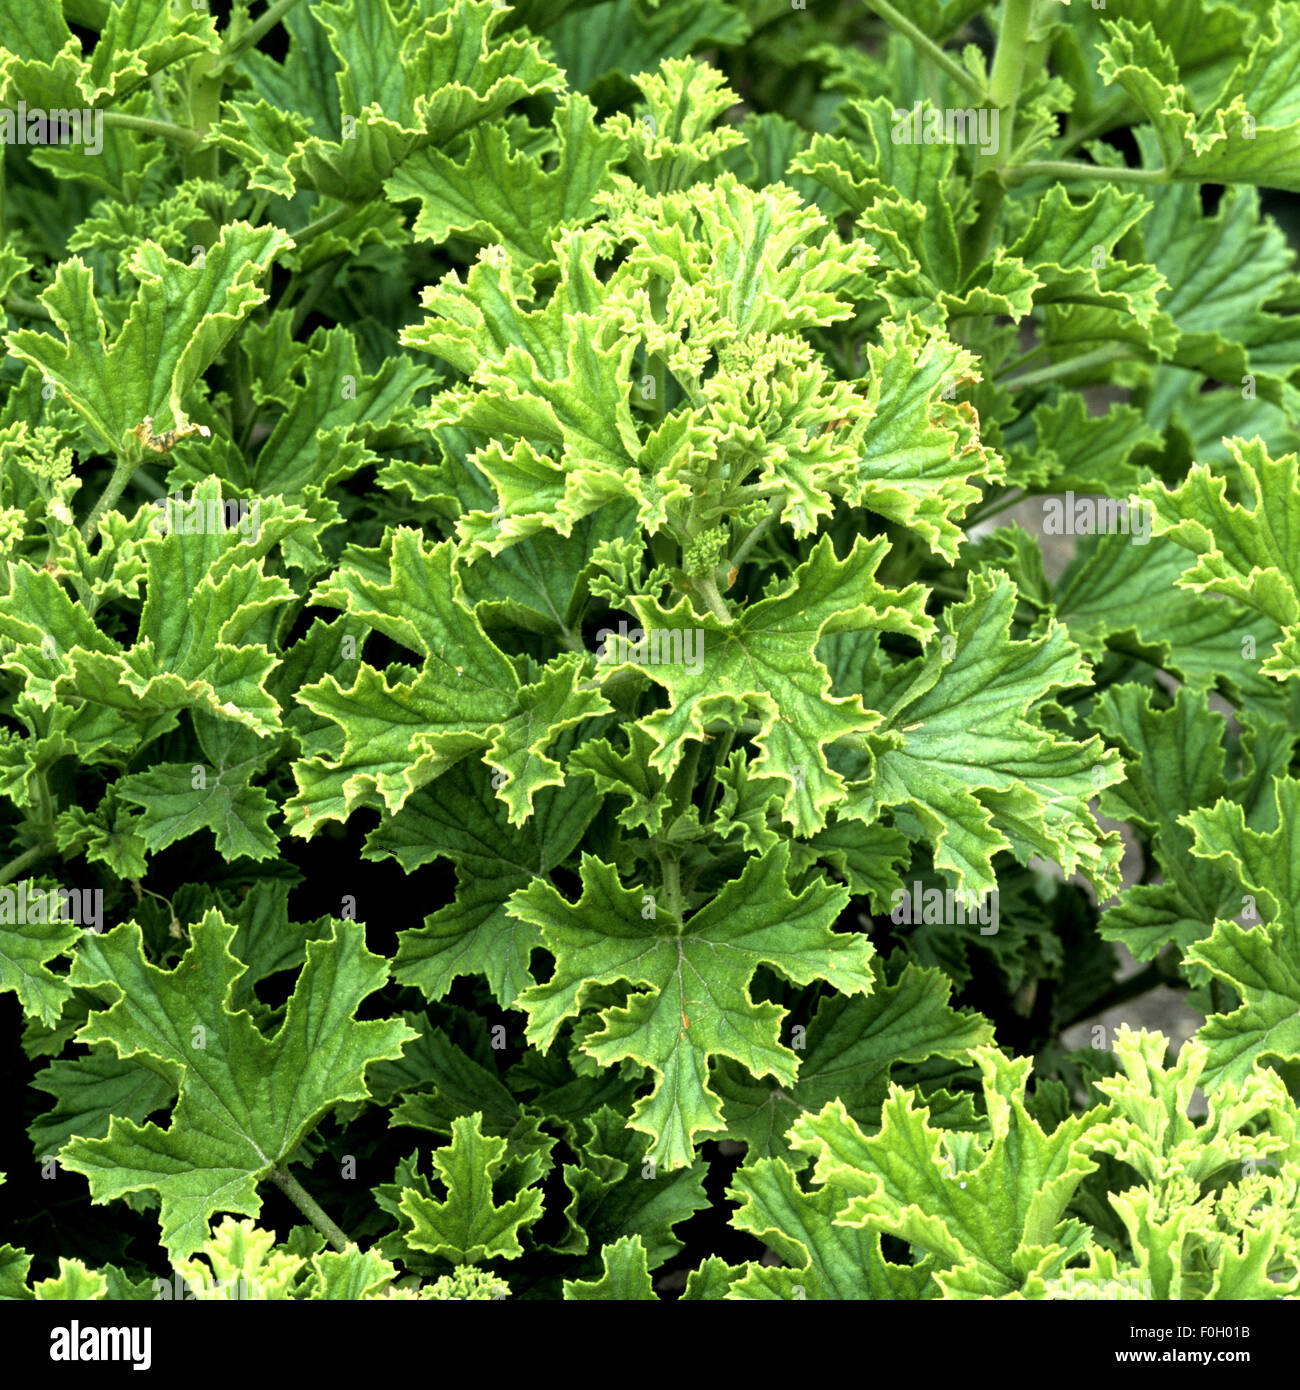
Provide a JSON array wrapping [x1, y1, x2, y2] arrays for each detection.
[[0, 886, 80, 1027], [382, 755, 597, 1007], [33, 1258, 108, 1300], [288, 0, 565, 201], [29, 1047, 174, 1157], [1098, 13, 1300, 191], [726, 1157, 933, 1299], [562, 1234, 657, 1299], [1054, 533, 1285, 712], [172, 1217, 306, 1301], [849, 570, 1124, 902], [789, 1048, 1105, 1298], [512, 843, 870, 1168], [115, 718, 278, 862], [841, 318, 1004, 562], [385, 92, 618, 266], [1141, 438, 1300, 680], [625, 534, 932, 838], [552, 1105, 708, 1267], [289, 529, 609, 830], [0, 480, 314, 738], [1087, 684, 1244, 960], [58, 913, 416, 1258], [715, 958, 994, 1160], [6, 223, 290, 454], [1183, 776, 1300, 1090], [400, 1113, 546, 1263]]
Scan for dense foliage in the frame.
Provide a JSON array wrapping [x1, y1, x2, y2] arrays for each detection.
[[2, 0, 1300, 1301]]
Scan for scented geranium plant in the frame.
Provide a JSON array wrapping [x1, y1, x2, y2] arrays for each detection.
[[1, 0, 1299, 1302]]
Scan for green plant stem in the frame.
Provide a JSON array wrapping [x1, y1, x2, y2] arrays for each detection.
[[292, 203, 356, 248], [5, 294, 51, 321], [987, 0, 1037, 114], [229, 338, 254, 446], [1005, 160, 1169, 186], [671, 737, 704, 812], [81, 450, 143, 542], [860, 0, 987, 101], [101, 111, 201, 149], [185, 48, 225, 184], [964, 488, 1026, 526], [705, 717, 762, 738], [702, 729, 735, 822], [0, 842, 56, 887], [693, 573, 734, 625], [268, 1165, 349, 1252], [962, 0, 1038, 277], [1002, 344, 1137, 392], [289, 252, 347, 334], [647, 277, 668, 423], [227, 0, 311, 63], [32, 769, 55, 837], [660, 853, 684, 924], [727, 498, 781, 574], [149, 71, 177, 124]]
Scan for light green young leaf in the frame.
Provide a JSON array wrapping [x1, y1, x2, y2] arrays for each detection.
[[172, 1218, 305, 1301], [789, 1047, 1105, 1298], [385, 92, 618, 265], [840, 318, 1003, 562], [726, 1157, 934, 1299], [562, 1234, 657, 1299]]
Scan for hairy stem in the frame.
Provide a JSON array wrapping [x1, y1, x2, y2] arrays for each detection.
[[1002, 344, 1137, 392], [659, 853, 684, 925], [0, 842, 57, 887], [693, 573, 734, 625], [1005, 160, 1169, 186], [962, 0, 1039, 276], [226, 0, 312, 63], [81, 449, 144, 542], [4, 294, 51, 322], [101, 112, 201, 149], [268, 1165, 350, 1252], [703, 729, 736, 822], [292, 202, 357, 249], [727, 498, 782, 574], [860, 0, 987, 101]]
